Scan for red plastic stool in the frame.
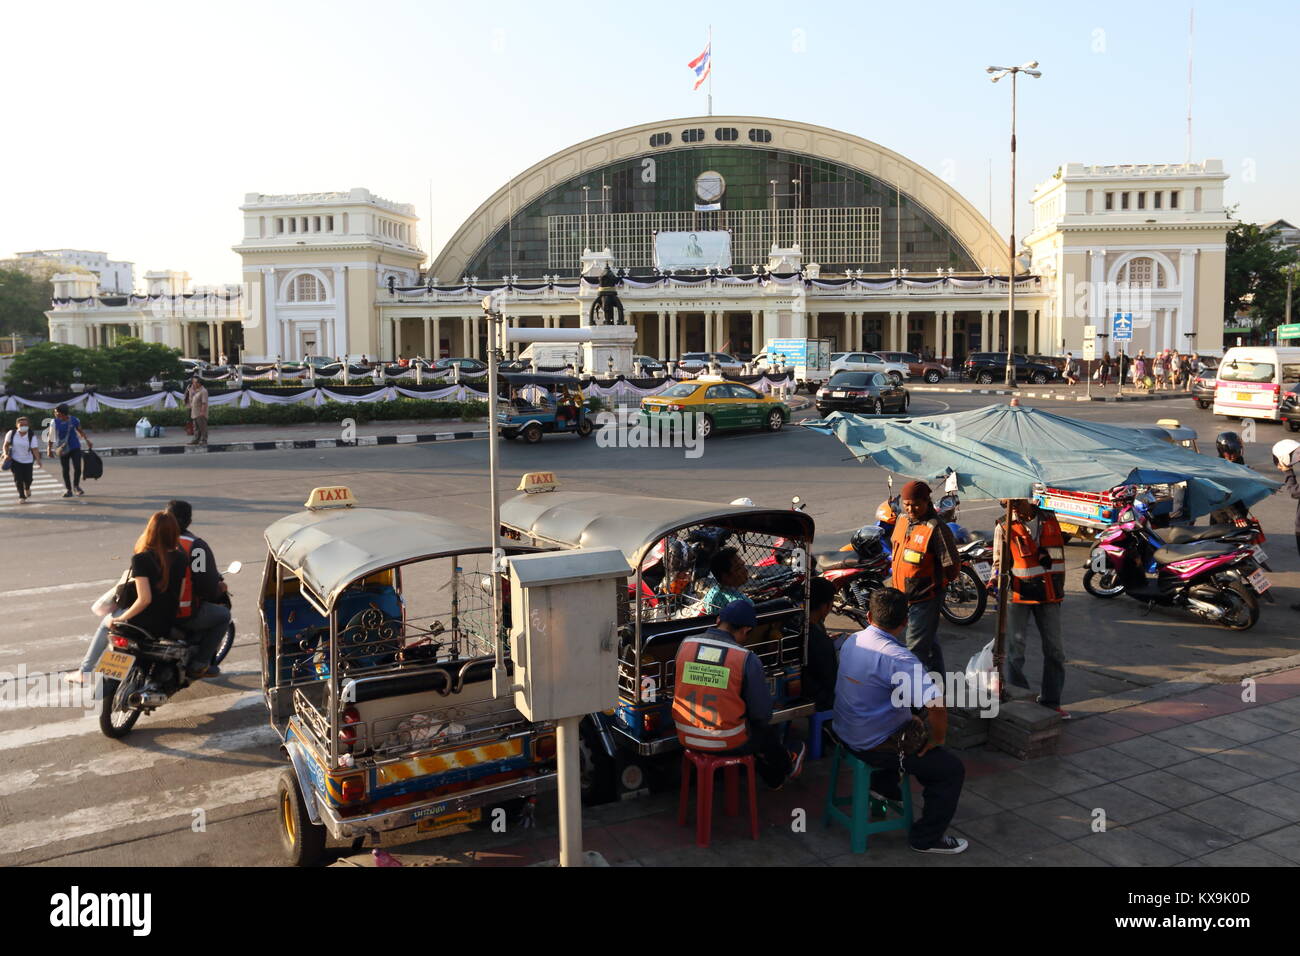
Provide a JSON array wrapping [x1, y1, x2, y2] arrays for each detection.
[[677, 750, 760, 848]]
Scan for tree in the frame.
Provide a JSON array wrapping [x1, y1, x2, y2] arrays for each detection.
[[100, 338, 185, 388], [1224, 217, 1300, 330], [4, 342, 113, 391], [0, 268, 55, 338]]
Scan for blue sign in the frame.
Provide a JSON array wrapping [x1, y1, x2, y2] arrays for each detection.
[[769, 338, 809, 363], [1112, 312, 1133, 342]]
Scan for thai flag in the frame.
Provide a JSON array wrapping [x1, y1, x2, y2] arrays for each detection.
[[688, 43, 711, 90]]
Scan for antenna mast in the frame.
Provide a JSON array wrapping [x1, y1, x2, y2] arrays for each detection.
[[1185, 7, 1194, 164]]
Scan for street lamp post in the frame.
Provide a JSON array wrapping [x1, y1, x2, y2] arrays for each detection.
[[987, 61, 1042, 387]]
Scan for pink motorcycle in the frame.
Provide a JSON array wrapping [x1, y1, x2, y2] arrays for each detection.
[[1083, 505, 1270, 631]]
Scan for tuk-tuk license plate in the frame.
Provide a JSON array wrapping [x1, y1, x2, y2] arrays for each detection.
[[972, 562, 993, 583], [416, 808, 481, 833], [93, 650, 134, 681], [1247, 569, 1271, 593]]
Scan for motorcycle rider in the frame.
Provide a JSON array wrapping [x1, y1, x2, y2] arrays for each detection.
[[889, 480, 960, 675], [165, 499, 232, 679], [1273, 439, 1300, 612], [1215, 431, 1245, 465]]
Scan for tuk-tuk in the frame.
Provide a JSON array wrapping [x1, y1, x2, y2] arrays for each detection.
[[1035, 421, 1200, 539], [497, 373, 594, 443], [260, 485, 557, 865], [500, 488, 815, 803]]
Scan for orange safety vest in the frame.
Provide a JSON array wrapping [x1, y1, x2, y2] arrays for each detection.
[[1006, 513, 1066, 604], [177, 535, 196, 620], [891, 517, 957, 603], [671, 635, 751, 751]]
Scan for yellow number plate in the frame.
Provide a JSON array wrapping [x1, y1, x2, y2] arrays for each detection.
[[1236, 392, 1254, 402], [1058, 522, 1079, 534], [416, 808, 481, 832], [94, 649, 134, 680]]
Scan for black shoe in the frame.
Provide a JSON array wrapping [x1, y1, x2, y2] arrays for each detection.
[[75, 486, 85, 496], [62, 491, 73, 498], [911, 835, 969, 854]]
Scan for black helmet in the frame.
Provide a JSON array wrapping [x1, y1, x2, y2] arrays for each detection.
[[850, 525, 885, 560], [1215, 431, 1244, 462]]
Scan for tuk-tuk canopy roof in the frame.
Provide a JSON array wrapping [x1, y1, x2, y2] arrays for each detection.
[[264, 507, 506, 608], [1121, 423, 1198, 445], [500, 491, 816, 566], [501, 372, 582, 388]]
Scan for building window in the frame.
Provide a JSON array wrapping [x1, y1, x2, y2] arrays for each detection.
[[1153, 192, 1162, 209], [748, 128, 772, 143], [288, 218, 296, 233], [288, 273, 326, 302], [1121, 192, 1130, 210], [714, 127, 739, 141], [649, 132, 672, 147], [1194, 187, 1203, 211], [1137, 192, 1146, 210], [1104, 192, 1113, 210], [681, 128, 705, 143], [327, 215, 335, 231], [312, 215, 320, 231], [1170, 190, 1180, 209], [275, 217, 284, 233], [1118, 257, 1166, 289]]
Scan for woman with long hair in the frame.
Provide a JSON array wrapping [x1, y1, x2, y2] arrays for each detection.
[[67, 511, 188, 683]]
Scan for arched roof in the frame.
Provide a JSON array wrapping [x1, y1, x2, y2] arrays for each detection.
[[430, 115, 1007, 280]]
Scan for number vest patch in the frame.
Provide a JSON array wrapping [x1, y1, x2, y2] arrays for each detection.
[[671, 636, 751, 751]]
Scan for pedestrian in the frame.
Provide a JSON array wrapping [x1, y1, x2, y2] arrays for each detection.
[[66, 510, 187, 684], [889, 479, 960, 675], [671, 600, 806, 788], [1099, 352, 1113, 387], [1272, 439, 1300, 612], [833, 587, 968, 854], [47, 404, 91, 497], [185, 376, 210, 446], [993, 499, 1070, 718], [1180, 353, 1194, 388], [1063, 352, 1079, 385], [1133, 351, 1148, 391], [1153, 351, 1166, 390], [2, 415, 43, 503]]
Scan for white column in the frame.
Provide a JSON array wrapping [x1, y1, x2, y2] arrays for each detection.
[[1179, 247, 1198, 350], [393, 316, 402, 360], [944, 310, 955, 362], [1026, 309, 1036, 355], [657, 311, 666, 358], [899, 311, 909, 352], [431, 317, 441, 359], [809, 311, 819, 340], [751, 310, 761, 356], [332, 266, 347, 361], [423, 317, 431, 358], [669, 312, 678, 359], [1089, 248, 1108, 331], [262, 267, 279, 360]]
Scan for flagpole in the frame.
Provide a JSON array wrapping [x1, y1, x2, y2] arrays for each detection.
[[707, 25, 713, 116]]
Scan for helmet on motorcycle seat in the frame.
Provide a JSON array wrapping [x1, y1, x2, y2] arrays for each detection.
[[875, 499, 897, 523], [1215, 431, 1244, 462], [850, 525, 885, 560], [729, 497, 755, 507]]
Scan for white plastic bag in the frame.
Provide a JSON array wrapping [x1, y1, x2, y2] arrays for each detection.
[[134, 416, 152, 438], [964, 638, 1000, 705], [90, 587, 118, 618]]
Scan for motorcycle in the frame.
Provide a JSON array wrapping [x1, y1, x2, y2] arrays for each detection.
[[97, 561, 241, 738], [1082, 506, 1268, 630]]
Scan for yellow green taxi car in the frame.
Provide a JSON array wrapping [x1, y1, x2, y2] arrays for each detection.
[[640, 379, 791, 438]]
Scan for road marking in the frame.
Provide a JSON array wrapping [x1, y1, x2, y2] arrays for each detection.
[[0, 767, 282, 857], [0, 578, 118, 600], [0, 688, 263, 751], [0, 466, 65, 508], [0, 721, 280, 798]]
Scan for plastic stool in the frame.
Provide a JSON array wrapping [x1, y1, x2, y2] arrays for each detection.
[[677, 750, 760, 848], [822, 738, 914, 853]]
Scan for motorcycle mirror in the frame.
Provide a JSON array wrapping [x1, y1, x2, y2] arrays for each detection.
[[225, 561, 242, 575]]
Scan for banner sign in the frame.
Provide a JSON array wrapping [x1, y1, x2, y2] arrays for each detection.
[[653, 230, 731, 271]]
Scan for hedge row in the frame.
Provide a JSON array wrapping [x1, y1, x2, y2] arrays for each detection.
[[45, 399, 489, 432]]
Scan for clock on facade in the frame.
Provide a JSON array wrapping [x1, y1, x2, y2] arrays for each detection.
[[695, 171, 725, 204]]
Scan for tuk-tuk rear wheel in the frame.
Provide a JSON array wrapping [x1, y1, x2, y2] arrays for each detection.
[[523, 424, 543, 444], [576, 418, 594, 438], [277, 769, 327, 867]]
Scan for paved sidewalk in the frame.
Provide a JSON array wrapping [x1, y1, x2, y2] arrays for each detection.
[[88, 419, 490, 457], [332, 668, 1300, 867]]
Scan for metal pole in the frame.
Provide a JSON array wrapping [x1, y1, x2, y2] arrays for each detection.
[[557, 715, 584, 866], [486, 304, 507, 698], [1005, 70, 1017, 387], [991, 498, 1013, 700]]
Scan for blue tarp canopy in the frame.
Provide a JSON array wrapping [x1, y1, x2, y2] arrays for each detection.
[[809, 404, 1278, 518]]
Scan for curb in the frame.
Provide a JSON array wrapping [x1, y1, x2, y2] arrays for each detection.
[[96, 429, 490, 457], [910, 385, 1191, 404]]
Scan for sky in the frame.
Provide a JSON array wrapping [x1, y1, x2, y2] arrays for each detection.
[[2, 0, 1296, 286]]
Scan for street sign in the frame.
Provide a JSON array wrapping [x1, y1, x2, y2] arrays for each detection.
[[1112, 313, 1133, 342], [1277, 322, 1300, 340], [1082, 325, 1097, 361]]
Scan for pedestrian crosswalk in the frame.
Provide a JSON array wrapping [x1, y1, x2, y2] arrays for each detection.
[[0, 463, 67, 507], [0, 576, 281, 864]]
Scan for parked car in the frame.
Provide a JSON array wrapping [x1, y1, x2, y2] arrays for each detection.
[[433, 357, 488, 374], [633, 355, 667, 375], [1191, 370, 1217, 409], [830, 351, 908, 384], [963, 352, 1060, 385], [874, 351, 950, 384], [816, 370, 910, 417], [677, 352, 744, 375], [1280, 383, 1300, 432]]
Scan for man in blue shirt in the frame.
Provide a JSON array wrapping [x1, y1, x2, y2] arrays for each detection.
[[834, 587, 968, 854], [47, 404, 92, 497], [701, 546, 750, 614]]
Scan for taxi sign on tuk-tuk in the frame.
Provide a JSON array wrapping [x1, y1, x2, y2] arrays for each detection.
[[517, 471, 559, 493], [304, 485, 357, 510]]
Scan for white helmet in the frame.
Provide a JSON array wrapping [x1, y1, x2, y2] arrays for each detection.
[[1272, 439, 1300, 468], [729, 497, 755, 507]]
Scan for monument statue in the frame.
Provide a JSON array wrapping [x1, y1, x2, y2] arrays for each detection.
[[588, 266, 625, 326]]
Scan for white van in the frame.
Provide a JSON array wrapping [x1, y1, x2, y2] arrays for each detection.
[[519, 342, 581, 370], [1213, 346, 1300, 421]]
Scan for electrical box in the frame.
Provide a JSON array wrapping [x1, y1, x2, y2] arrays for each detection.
[[507, 547, 632, 722]]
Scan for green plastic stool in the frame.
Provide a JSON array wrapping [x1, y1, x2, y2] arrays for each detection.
[[823, 738, 914, 853]]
